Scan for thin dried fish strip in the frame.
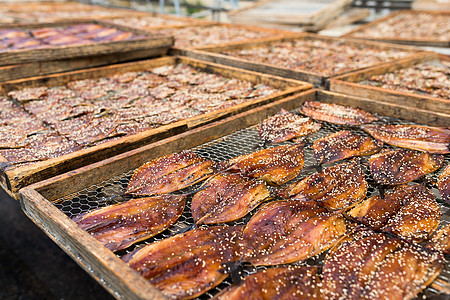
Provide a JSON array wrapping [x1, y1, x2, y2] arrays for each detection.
[[437, 164, 450, 205], [258, 109, 321, 144], [425, 224, 450, 255], [242, 199, 346, 266], [73, 194, 186, 252], [123, 226, 243, 299], [300, 100, 378, 125], [280, 160, 367, 210], [369, 148, 444, 185], [213, 266, 322, 300], [322, 228, 443, 300], [219, 143, 304, 185], [362, 124, 450, 154], [125, 151, 215, 196], [191, 173, 271, 225], [313, 130, 382, 164]]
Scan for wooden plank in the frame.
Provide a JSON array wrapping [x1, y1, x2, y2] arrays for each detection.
[[0, 20, 174, 66], [329, 52, 449, 114], [183, 33, 424, 88], [0, 56, 311, 199], [19, 88, 450, 300]]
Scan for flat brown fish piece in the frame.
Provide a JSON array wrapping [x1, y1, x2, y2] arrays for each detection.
[[313, 130, 382, 164], [348, 184, 441, 242], [437, 164, 450, 205], [191, 173, 271, 225], [213, 266, 322, 300], [362, 124, 450, 154], [123, 225, 243, 300], [322, 228, 443, 300], [300, 100, 378, 125], [280, 160, 367, 210], [125, 151, 215, 196], [425, 224, 450, 255], [369, 148, 443, 185], [219, 143, 304, 185], [72, 194, 186, 252], [258, 109, 321, 144], [241, 199, 347, 266]]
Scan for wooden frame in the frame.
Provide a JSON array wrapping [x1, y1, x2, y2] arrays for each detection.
[[329, 53, 449, 114], [0, 20, 174, 67], [182, 33, 424, 87], [18, 89, 450, 300], [0, 56, 311, 199], [344, 10, 450, 48]]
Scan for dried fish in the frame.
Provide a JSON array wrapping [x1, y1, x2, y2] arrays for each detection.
[[123, 225, 243, 299], [437, 164, 450, 205], [73, 194, 186, 252], [219, 143, 304, 185], [362, 124, 450, 154], [300, 100, 378, 125], [191, 173, 271, 225], [280, 160, 367, 210], [313, 130, 382, 164], [369, 148, 443, 185]]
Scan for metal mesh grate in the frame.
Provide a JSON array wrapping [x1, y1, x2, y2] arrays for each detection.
[[54, 111, 449, 299]]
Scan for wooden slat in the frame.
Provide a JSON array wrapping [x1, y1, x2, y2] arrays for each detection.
[[329, 52, 449, 114]]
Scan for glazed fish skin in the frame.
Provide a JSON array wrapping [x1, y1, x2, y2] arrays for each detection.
[[213, 266, 322, 300], [242, 199, 346, 266], [258, 109, 321, 144], [300, 100, 378, 125], [280, 160, 367, 210], [219, 143, 304, 185], [322, 229, 443, 300], [72, 194, 186, 252], [313, 130, 382, 164], [369, 148, 443, 185], [425, 224, 450, 255], [125, 151, 215, 196], [362, 124, 450, 154], [437, 164, 450, 205], [191, 173, 271, 225], [123, 226, 243, 300]]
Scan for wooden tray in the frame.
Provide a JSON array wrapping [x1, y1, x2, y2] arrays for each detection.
[[0, 56, 310, 199], [0, 20, 173, 67], [183, 33, 424, 87], [329, 52, 449, 114], [19, 89, 450, 300], [344, 10, 450, 48]]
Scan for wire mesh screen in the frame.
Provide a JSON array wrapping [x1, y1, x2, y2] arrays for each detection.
[[54, 111, 449, 299]]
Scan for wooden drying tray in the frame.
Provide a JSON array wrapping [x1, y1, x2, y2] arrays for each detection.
[[344, 10, 450, 48], [329, 52, 449, 114], [18, 89, 450, 300], [183, 33, 424, 87], [0, 19, 174, 67], [0, 55, 311, 199]]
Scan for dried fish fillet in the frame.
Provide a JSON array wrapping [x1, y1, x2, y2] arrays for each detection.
[[437, 165, 450, 205], [191, 173, 271, 225], [300, 100, 378, 125], [280, 160, 367, 210], [219, 143, 304, 185], [425, 224, 450, 255], [362, 124, 450, 154], [348, 184, 441, 242], [313, 130, 382, 164], [123, 225, 243, 299], [213, 266, 322, 300], [241, 199, 347, 266], [125, 151, 215, 196], [73, 194, 186, 252], [322, 228, 443, 300], [369, 148, 443, 185], [258, 109, 321, 144]]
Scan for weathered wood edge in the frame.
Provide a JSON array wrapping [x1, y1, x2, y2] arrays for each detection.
[[19, 188, 167, 300]]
